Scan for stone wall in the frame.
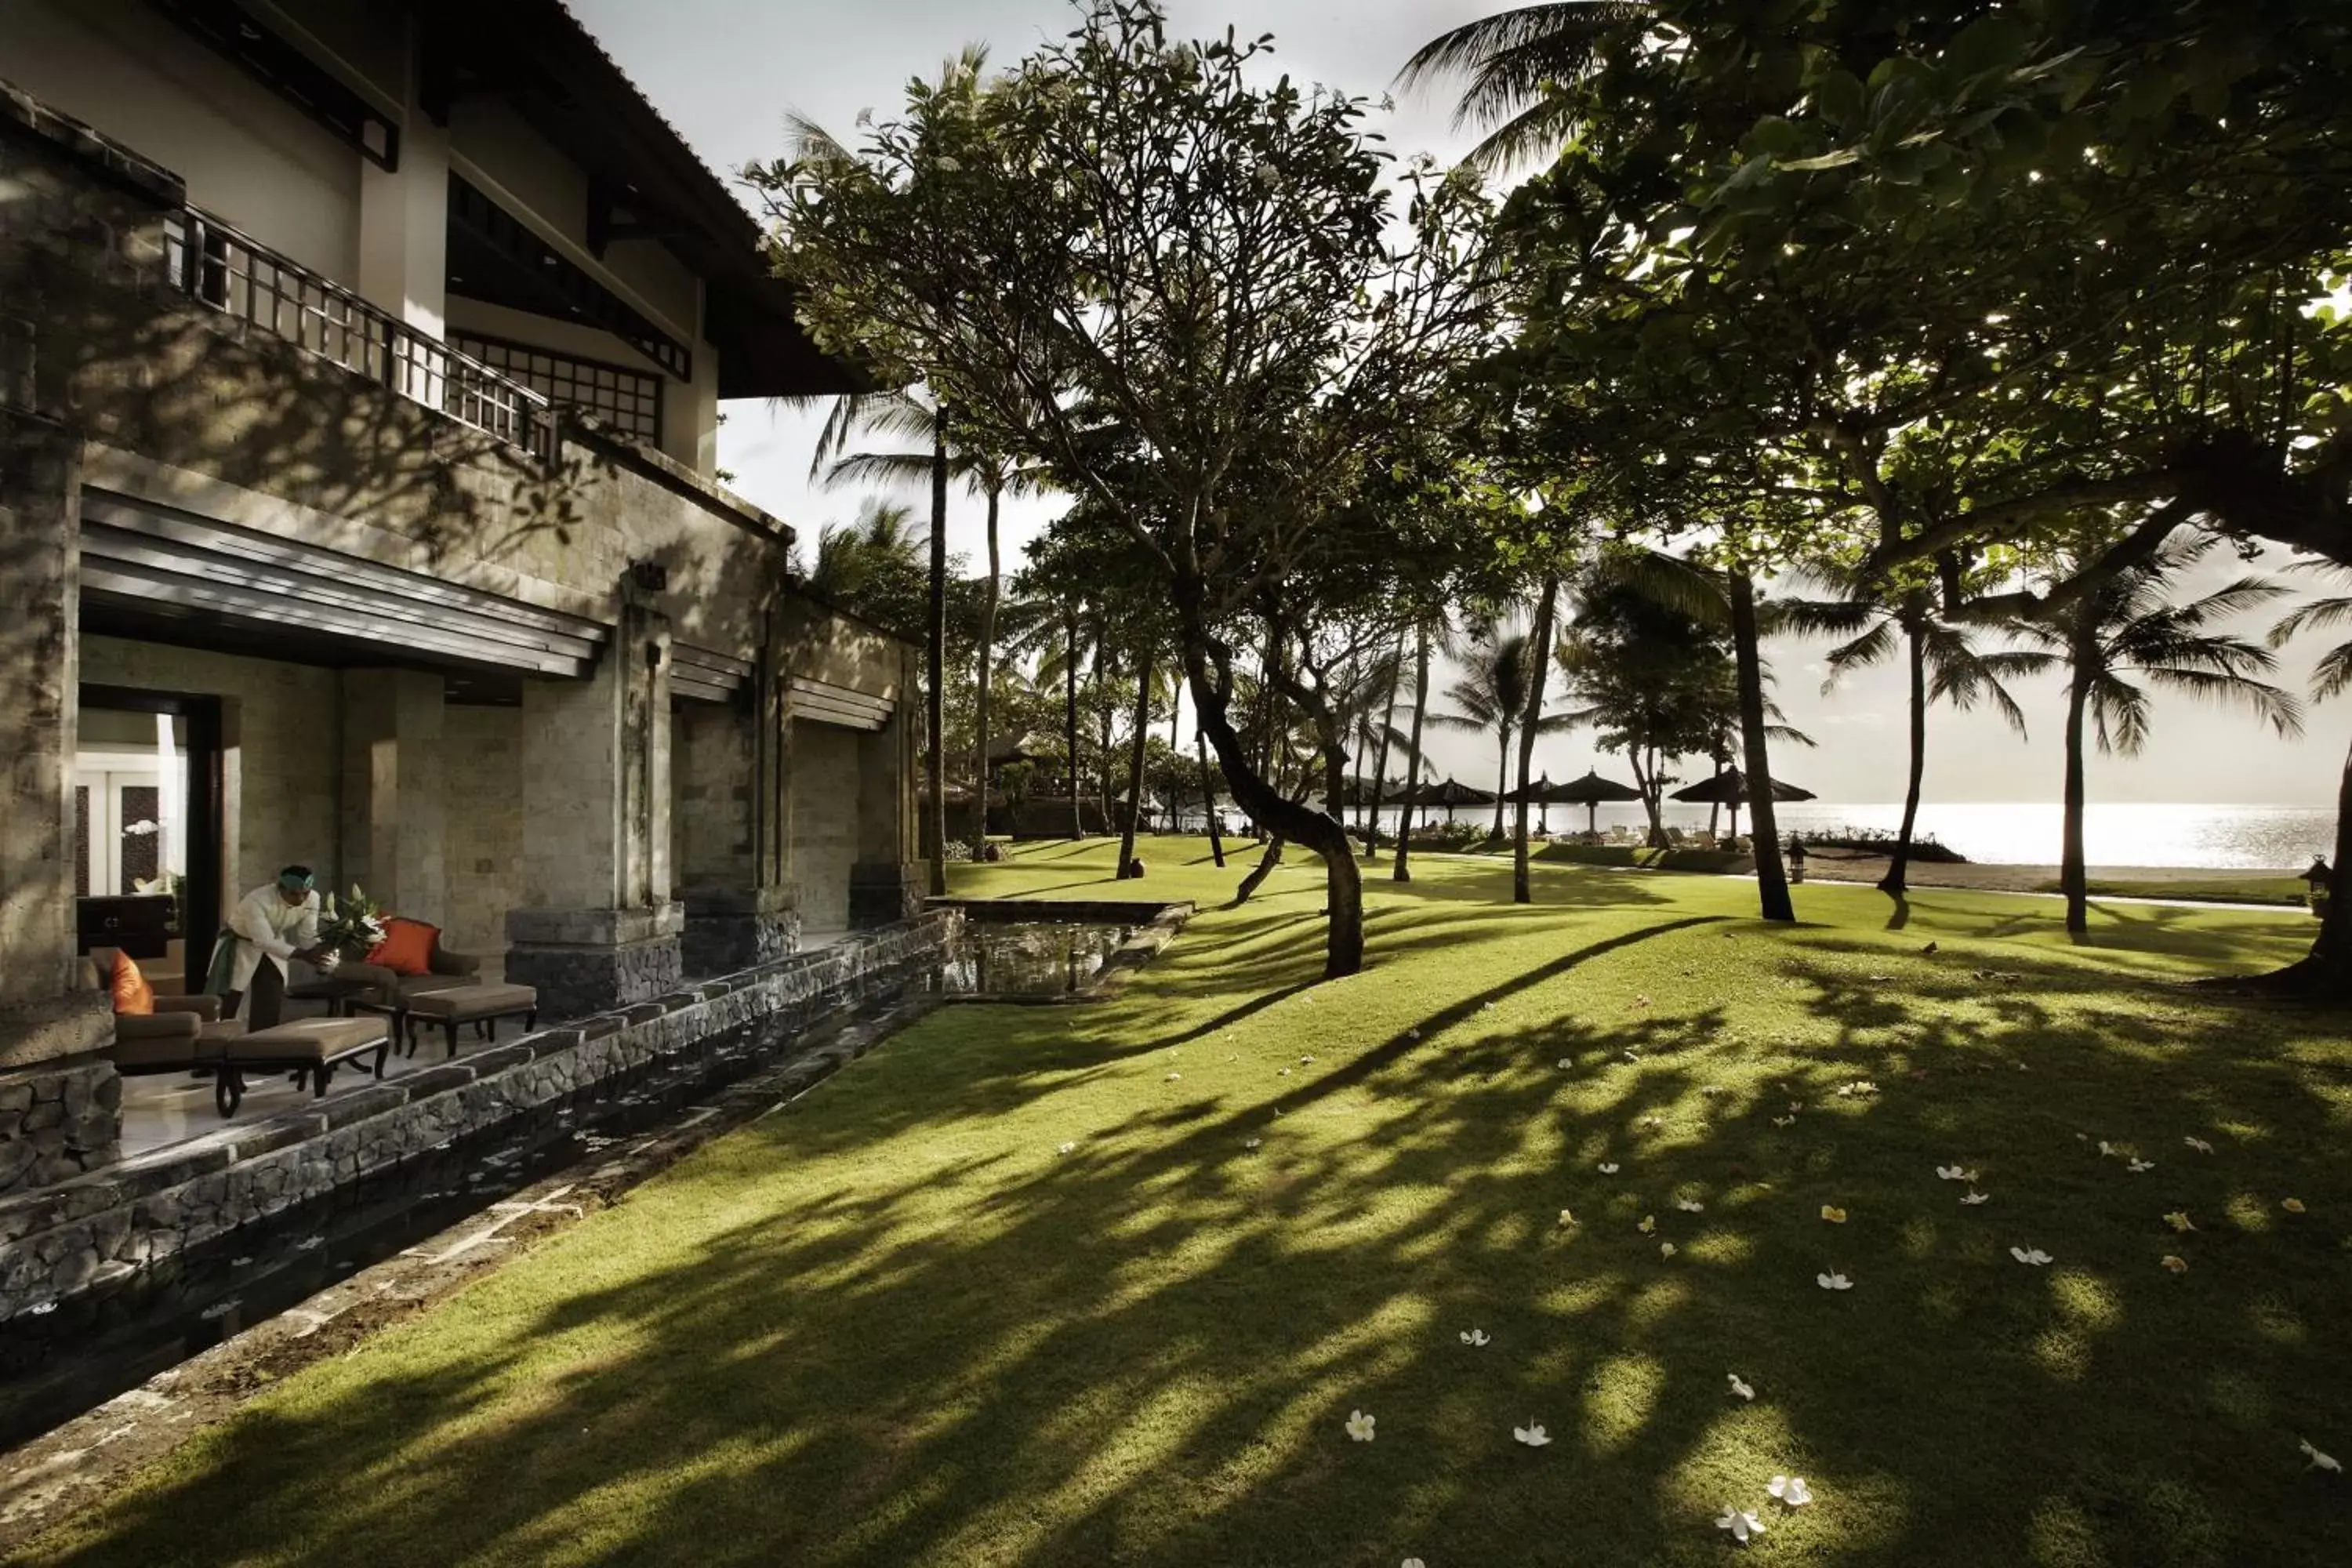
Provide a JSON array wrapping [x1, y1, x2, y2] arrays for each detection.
[[440, 702, 521, 968], [0, 912, 957, 1320], [792, 720, 861, 935], [0, 1061, 119, 1195]]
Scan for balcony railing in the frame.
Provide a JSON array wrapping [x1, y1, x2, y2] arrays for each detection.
[[162, 209, 556, 463]]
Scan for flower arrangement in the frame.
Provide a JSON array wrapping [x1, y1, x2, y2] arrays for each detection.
[[317, 884, 389, 964]]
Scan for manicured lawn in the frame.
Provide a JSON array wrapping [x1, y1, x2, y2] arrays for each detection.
[[27, 840, 2349, 1566], [2034, 873, 2317, 909]]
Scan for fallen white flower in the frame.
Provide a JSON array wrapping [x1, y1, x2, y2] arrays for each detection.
[[1460, 1328, 1490, 1347], [2010, 1246, 2054, 1266], [1660, 1241, 1679, 1258], [1599, 1162, 1620, 1174], [2184, 1136, 2215, 1154], [1676, 1198, 1704, 1213], [1513, 1421, 1552, 1447], [1728, 1374, 1755, 1401], [1936, 1163, 1979, 1182], [2127, 1158, 2154, 1174], [1817, 1272, 1853, 1291], [2097, 1140, 2118, 1157], [1772, 1115, 1795, 1127], [1556, 1058, 1573, 1069], [1768, 1475, 1814, 1507], [1345, 1409, 1376, 1443], [1244, 1138, 1262, 1149], [1056, 1142, 1077, 1156], [1715, 1505, 1767, 1544], [1165, 1072, 1181, 1082], [1403, 1560, 1426, 1568], [2301, 1438, 2341, 1473], [1961, 1190, 1990, 1206]]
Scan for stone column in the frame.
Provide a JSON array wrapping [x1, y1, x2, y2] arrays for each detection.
[[675, 630, 798, 976], [337, 669, 446, 920], [0, 413, 121, 1196], [848, 646, 925, 927], [504, 597, 682, 1018]]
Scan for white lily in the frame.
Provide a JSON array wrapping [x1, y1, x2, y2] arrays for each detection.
[[1715, 1505, 1767, 1544], [1345, 1409, 1376, 1443], [1460, 1328, 1490, 1347], [1817, 1272, 1853, 1290], [1961, 1190, 1990, 1206], [2010, 1246, 2054, 1266], [2301, 1438, 2341, 1473], [1727, 1373, 1755, 1401], [1768, 1475, 1814, 1508], [1513, 1421, 1552, 1447]]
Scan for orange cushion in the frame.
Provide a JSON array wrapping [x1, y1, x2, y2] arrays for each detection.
[[365, 917, 439, 977], [110, 950, 155, 1015]]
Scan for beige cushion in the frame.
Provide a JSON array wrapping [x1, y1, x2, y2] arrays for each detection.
[[231, 1018, 388, 1064], [403, 982, 537, 1022]]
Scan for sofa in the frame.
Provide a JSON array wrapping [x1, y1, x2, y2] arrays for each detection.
[[83, 949, 244, 1073], [334, 931, 482, 1011]]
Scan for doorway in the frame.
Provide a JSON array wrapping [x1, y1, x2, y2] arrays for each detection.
[[79, 687, 223, 996]]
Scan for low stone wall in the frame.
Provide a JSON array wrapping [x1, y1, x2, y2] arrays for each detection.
[[0, 913, 956, 1323], [0, 1062, 120, 1196]]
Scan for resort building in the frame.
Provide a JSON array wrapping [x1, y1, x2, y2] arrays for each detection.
[[0, 0, 924, 1197]]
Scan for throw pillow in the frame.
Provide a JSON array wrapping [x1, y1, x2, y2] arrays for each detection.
[[110, 949, 155, 1015], [366, 916, 440, 977]]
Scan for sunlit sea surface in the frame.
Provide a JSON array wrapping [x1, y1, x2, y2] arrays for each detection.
[[1322, 802, 2336, 869]]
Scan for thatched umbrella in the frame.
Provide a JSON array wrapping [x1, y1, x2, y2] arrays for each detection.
[[1414, 775, 1498, 826], [1552, 768, 1646, 838], [1671, 768, 1817, 843]]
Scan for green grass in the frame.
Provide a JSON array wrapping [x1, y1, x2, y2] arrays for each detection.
[[27, 840, 2350, 1567], [2032, 874, 2317, 909]]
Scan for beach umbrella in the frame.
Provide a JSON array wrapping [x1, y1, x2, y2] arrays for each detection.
[[1552, 768, 1645, 837], [1503, 773, 1590, 833], [1671, 768, 1817, 842]]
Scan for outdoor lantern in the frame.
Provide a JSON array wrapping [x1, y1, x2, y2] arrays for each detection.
[[2302, 856, 2332, 920]]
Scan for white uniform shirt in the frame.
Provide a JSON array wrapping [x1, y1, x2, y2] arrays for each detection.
[[227, 884, 321, 991]]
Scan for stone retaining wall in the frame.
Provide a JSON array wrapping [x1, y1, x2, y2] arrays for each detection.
[[0, 1062, 119, 1196], [0, 913, 956, 1323]]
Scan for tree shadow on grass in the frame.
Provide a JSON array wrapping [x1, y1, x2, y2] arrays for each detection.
[[32, 909, 2352, 1568]]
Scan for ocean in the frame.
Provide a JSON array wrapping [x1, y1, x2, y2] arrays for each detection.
[[1257, 801, 2339, 870]]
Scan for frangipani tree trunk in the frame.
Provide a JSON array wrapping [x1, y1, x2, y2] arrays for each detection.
[[1729, 572, 1794, 923]]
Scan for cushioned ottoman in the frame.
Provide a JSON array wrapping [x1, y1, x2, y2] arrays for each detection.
[[215, 1016, 391, 1116], [401, 982, 539, 1058]]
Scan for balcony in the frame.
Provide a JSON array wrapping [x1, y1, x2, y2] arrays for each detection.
[[162, 207, 557, 463]]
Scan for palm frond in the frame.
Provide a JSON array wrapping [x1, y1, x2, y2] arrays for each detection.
[[2270, 595, 2352, 649], [2087, 671, 2151, 757], [2314, 641, 2352, 702], [1395, 3, 1648, 169], [2138, 666, 2305, 739], [1820, 620, 1899, 691]]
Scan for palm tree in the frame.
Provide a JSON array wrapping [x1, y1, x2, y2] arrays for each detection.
[[819, 387, 1049, 857], [1396, 2, 1650, 173], [2267, 563, 2352, 988], [1772, 572, 2053, 894], [1429, 617, 1573, 840], [2019, 534, 2302, 934], [791, 499, 926, 630]]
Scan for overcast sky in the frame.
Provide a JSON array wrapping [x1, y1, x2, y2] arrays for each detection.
[[569, 0, 2342, 807]]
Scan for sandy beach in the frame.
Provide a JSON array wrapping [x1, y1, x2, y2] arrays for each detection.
[[1795, 848, 2300, 895]]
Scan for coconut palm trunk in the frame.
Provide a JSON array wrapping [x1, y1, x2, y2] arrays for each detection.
[[1065, 611, 1083, 839], [1729, 571, 1794, 922], [969, 484, 1000, 859], [1885, 623, 1929, 895], [1198, 728, 1225, 866], [1513, 575, 1560, 904], [1393, 622, 1430, 884], [924, 406, 949, 897], [1117, 652, 1152, 876], [2061, 655, 2093, 935], [1365, 637, 1403, 859]]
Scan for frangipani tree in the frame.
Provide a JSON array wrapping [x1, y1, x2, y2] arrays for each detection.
[[752, 1, 1499, 976]]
